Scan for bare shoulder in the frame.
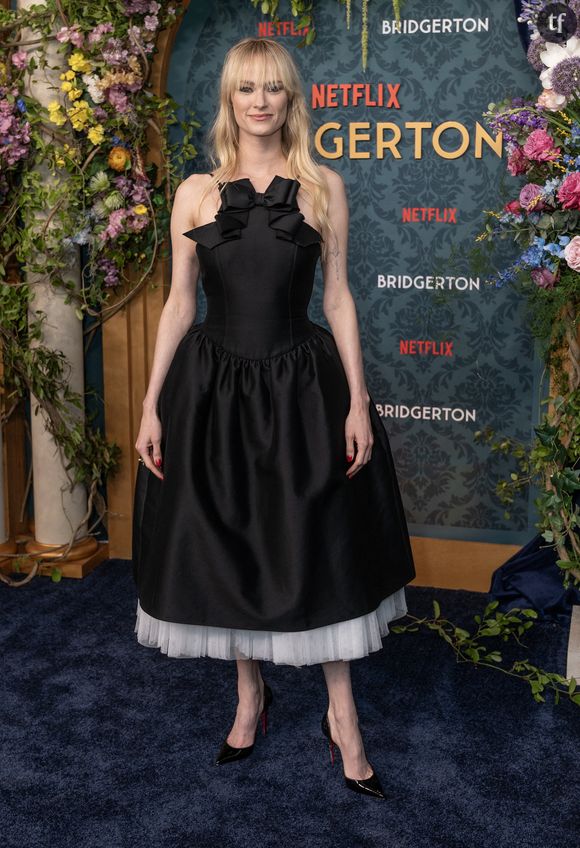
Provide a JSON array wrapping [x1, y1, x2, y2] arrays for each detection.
[[173, 173, 216, 227], [317, 164, 346, 195], [175, 172, 214, 203]]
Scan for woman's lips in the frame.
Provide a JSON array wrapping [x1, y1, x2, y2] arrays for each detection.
[[250, 114, 272, 120]]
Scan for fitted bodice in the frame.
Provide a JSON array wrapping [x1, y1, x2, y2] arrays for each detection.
[[182, 176, 323, 359]]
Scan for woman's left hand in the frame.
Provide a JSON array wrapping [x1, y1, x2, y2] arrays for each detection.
[[344, 402, 374, 478]]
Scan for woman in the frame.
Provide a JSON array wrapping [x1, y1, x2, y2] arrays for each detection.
[[132, 36, 415, 800]]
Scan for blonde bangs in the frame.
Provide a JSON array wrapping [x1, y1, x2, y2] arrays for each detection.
[[196, 37, 337, 261]]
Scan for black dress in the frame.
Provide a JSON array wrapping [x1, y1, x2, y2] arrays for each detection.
[[132, 174, 415, 666]]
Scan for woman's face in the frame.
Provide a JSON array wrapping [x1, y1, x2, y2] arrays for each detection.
[[230, 65, 289, 138]]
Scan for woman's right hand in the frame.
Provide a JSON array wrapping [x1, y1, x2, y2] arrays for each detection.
[[135, 407, 164, 480]]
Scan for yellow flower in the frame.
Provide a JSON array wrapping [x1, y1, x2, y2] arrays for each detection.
[[88, 125, 105, 145], [67, 88, 83, 101], [60, 70, 76, 81], [47, 101, 66, 126], [66, 100, 92, 130], [55, 157, 66, 167], [108, 146, 131, 172], [133, 204, 148, 215], [61, 81, 73, 93], [68, 52, 92, 74]]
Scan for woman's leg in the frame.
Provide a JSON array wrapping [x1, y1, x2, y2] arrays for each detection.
[[225, 657, 266, 747], [321, 659, 374, 780]]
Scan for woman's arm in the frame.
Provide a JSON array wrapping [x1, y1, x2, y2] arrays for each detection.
[[135, 176, 202, 476], [319, 166, 373, 478]]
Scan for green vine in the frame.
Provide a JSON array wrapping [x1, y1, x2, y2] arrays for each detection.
[[392, 599, 580, 707]]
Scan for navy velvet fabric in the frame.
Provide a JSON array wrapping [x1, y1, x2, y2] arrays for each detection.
[[1, 559, 578, 848], [490, 533, 580, 623]]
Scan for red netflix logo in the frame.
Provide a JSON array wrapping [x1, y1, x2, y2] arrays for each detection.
[[400, 340, 454, 356]]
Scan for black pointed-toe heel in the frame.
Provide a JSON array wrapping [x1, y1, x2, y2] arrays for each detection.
[[215, 682, 273, 765], [321, 710, 387, 799]]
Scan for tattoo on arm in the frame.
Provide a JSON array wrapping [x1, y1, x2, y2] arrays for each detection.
[[329, 236, 341, 281]]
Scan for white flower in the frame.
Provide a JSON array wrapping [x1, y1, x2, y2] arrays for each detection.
[[539, 35, 580, 89], [82, 73, 105, 103]]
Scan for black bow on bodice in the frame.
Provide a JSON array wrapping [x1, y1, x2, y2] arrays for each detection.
[[183, 176, 322, 249]]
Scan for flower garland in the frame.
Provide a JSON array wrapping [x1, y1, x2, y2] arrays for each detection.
[[472, 3, 580, 587], [252, 1, 406, 70]]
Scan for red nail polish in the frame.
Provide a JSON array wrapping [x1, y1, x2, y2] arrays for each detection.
[[346, 455, 353, 461]]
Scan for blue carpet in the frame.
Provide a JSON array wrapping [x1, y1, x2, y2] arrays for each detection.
[[1, 558, 578, 848]]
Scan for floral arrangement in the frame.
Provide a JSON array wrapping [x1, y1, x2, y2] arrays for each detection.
[[473, 2, 580, 587], [0, 1, 198, 570]]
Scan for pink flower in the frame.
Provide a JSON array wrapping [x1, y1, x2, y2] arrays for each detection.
[[55, 26, 84, 48], [88, 23, 114, 44], [11, 51, 28, 70], [507, 145, 528, 176], [536, 88, 566, 110], [127, 210, 149, 232], [519, 183, 547, 212], [504, 199, 523, 215], [558, 172, 580, 210], [563, 235, 580, 271], [531, 267, 558, 289], [101, 208, 128, 241], [523, 128, 560, 161]]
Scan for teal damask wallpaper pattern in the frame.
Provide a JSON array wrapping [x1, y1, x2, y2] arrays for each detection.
[[168, 0, 543, 545]]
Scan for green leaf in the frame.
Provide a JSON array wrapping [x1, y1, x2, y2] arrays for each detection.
[[433, 599, 441, 619]]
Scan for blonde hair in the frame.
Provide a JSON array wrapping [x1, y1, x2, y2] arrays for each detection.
[[195, 36, 336, 261]]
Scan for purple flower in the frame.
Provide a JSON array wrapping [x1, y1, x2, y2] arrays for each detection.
[[519, 183, 548, 212], [107, 86, 129, 113], [550, 57, 580, 98], [131, 180, 149, 203], [531, 267, 558, 289], [102, 37, 130, 66], [98, 257, 121, 287], [527, 39, 546, 73], [114, 175, 134, 196], [0, 96, 31, 167], [124, 0, 149, 12]]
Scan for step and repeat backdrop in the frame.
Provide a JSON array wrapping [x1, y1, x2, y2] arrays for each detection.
[[168, 0, 543, 546]]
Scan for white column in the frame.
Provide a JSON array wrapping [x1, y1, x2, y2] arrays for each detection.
[[18, 1, 94, 553]]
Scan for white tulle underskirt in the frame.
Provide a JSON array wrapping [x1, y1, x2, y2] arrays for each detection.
[[134, 587, 408, 667]]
